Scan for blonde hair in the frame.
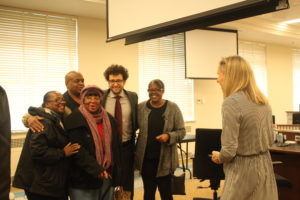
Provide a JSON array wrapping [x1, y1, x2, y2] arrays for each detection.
[[219, 56, 268, 105]]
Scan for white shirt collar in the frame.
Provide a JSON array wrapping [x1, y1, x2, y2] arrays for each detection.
[[108, 89, 125, 98]]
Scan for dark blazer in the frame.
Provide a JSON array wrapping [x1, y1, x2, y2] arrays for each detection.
[[13, 107, 69, 198], [64, 108, 121, 189], [102, 89, 138, 139], [0, 86, 11, 200]]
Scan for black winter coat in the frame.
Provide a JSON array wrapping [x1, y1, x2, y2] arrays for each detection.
[[0, 86, 11, 200], [64, 108, 122, 189], [13, 107, 69, 198]]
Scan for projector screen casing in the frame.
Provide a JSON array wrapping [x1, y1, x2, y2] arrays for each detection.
[[185, 28, 238, 79], [106, 0, 288, 44]]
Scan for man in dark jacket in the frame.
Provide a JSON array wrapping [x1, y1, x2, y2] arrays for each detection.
[[13, 91, 80, 200], [63, 71, 85, 114], [0, 86, 11, 200]]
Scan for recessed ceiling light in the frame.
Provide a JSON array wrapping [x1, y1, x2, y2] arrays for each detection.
[[277, 23, 287, 31]]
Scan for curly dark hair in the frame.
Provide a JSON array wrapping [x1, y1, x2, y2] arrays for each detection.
[[104, 64, 129, 81]]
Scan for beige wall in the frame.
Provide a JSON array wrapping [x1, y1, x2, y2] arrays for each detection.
[[77, 17, 139, 94], [266, 44, 293, 124], [186, 79, 223, 131]]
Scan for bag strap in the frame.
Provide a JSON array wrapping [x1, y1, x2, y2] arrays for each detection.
[[178, 141, 186, 172]]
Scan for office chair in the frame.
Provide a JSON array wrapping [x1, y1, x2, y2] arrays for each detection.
[[193, 128, 224, 200], [275, 173, 292, 188], [272, 160, 293, 188], [292, 113, 300, 124]]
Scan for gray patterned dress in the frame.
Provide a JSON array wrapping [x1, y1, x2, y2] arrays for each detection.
[[219, 91, 278, 200]]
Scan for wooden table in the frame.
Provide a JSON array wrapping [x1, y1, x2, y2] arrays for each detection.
[[270, 143, 300, 200]]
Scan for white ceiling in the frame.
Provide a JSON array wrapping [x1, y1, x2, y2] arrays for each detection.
[[1, 0, 300, 48], [0, 0, 107, 19], [214, 0, 300, 48]]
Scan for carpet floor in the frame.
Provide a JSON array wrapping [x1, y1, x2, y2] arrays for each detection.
[[11, 178, 224, 200], [11, 161, 224, 200], [134, 178, 224, 200]]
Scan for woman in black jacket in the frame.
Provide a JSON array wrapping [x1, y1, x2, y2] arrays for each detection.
[[64, 85, 121, 200], [13, 91, 80, 200]]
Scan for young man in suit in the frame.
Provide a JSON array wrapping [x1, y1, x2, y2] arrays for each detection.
[[102, 64, 138, 199]]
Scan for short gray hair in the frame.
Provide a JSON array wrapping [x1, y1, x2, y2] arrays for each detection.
[[148, 79, 165, 91]]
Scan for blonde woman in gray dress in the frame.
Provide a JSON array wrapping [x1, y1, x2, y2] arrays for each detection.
[[211, 56, 278, 200]]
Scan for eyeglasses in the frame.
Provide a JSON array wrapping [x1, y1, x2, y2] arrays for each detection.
[[108, 79, 124, 84], [47, 97, 65, 103], [147, 88, 163, 92]]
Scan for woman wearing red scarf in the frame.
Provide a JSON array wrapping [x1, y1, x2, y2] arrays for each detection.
[[64, 85, 121, 200]]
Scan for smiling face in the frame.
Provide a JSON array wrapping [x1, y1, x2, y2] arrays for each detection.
[[108, 74, 126, 95], [83, 94, 101, 113], [148, 82, 164, 104], [45, 92, 66, 114], [66, 72, 85, 97]]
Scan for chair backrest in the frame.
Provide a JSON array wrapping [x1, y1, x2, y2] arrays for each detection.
[[193, 128, 225, 180]]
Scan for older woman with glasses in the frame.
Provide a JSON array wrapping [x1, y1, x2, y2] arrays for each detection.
[[135, 79, 186, 200], [13, 91, 80, 200], [64, 85, 121, 200]]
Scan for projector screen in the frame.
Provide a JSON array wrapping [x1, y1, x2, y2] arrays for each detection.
[[185, 29, 238, 79], [106, 0, 287, 44]]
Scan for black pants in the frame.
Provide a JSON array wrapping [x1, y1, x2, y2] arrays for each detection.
[[25, 190, 66, 200], [141, 158, 173, 200], [121, 140, 135, 199]]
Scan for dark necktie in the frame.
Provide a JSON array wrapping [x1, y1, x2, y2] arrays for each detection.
[[114, 95, 122, 140]]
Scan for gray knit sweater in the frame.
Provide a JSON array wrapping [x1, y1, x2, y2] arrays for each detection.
[[134, 100, 186, 177]]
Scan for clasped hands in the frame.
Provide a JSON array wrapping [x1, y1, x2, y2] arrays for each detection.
[[98, 170, 109, 179]]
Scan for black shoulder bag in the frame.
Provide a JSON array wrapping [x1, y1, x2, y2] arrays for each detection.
[[171, 142, 186, 195]]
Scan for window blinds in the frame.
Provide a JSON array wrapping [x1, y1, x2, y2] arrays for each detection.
[[239, 40, 268, 96], [0, 8, 77, 131], [138, 33, 194, 121]]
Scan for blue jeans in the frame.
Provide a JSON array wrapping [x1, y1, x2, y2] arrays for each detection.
[[69, 179, 114, 200]]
